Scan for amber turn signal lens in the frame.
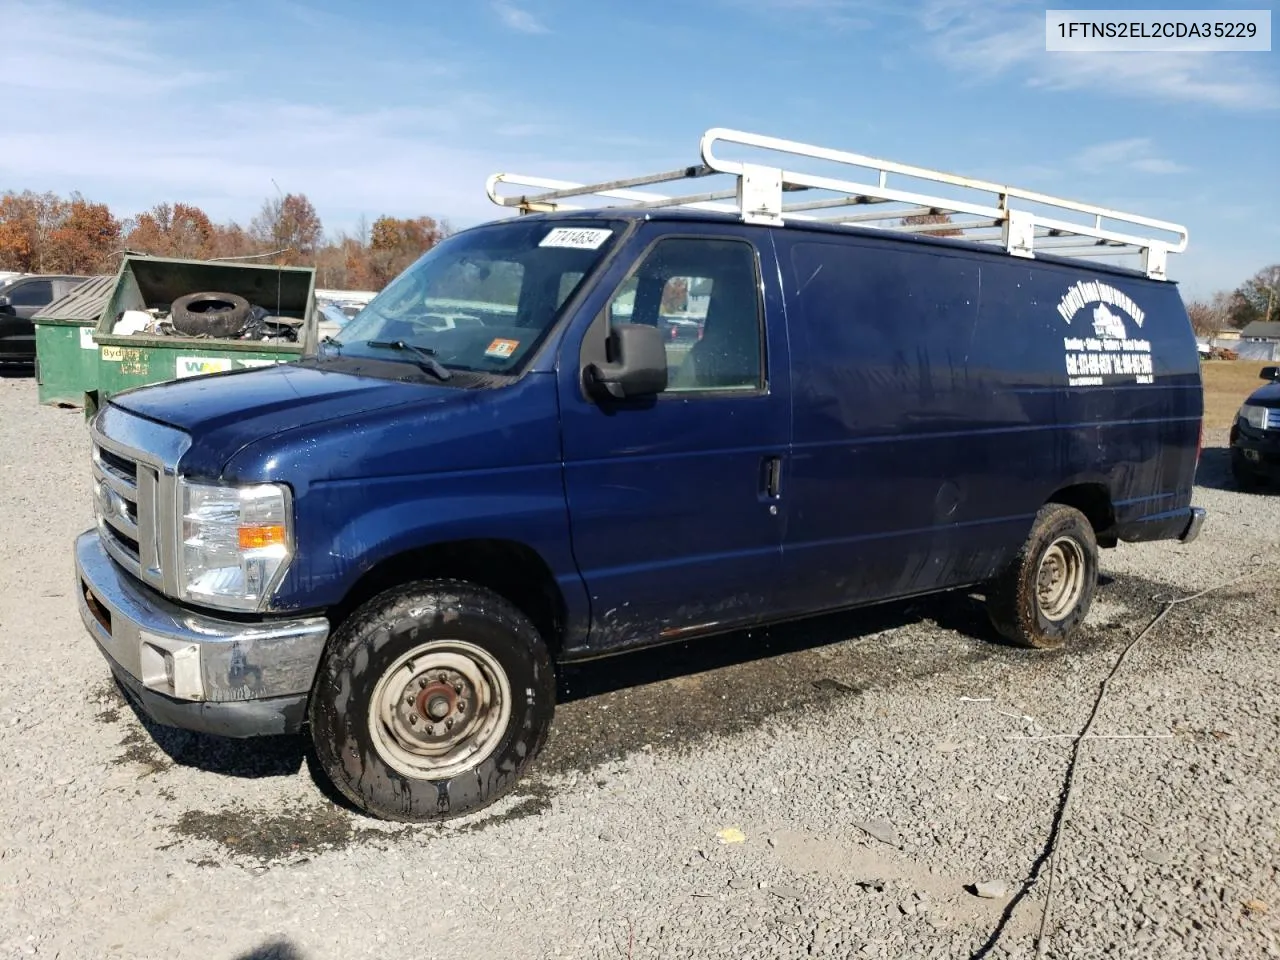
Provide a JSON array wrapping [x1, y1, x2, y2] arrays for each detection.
[[238, 524, 287, 550]]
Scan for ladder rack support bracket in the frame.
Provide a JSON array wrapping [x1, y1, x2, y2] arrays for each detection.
[[738, 163, 783, 226], [1004, 210, 1036, 260], [1143, 245, 1169, 282]]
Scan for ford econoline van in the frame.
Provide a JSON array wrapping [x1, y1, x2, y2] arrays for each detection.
[[75, 129, 1205, 821]]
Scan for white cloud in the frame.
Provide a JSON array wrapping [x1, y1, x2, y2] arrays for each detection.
[[492, 1, 549, 35], [1131, 157, 1187, 175], [1071, 138, 1189, 175], [0, 2, 643, 234], [919, 0, 1278, 110]]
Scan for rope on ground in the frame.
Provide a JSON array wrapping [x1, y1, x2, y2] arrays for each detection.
[[1032, 555, 1267, 960]]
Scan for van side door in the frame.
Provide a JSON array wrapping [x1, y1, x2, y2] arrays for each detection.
[[557, 222, 791, 651], [771, 233, 1014, 615]]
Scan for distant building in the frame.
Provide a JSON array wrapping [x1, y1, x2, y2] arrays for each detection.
[[1240, 321, 1280, 343]]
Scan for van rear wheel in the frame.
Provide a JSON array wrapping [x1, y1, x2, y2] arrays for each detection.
[[985, 503, 1098, 649], [309, 580, 555, 822]]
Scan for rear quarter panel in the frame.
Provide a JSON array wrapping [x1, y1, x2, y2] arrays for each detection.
[[774, 229, 1200, 610]]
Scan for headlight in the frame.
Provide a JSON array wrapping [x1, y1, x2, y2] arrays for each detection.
[[178, 481, 293, 611], [1240, 404, 1268, 430]]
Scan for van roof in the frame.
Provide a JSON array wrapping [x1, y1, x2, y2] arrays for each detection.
[[488, 207, 1167, 285]]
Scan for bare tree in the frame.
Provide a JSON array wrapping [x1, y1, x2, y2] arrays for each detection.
[[250, 193, 323, 264]]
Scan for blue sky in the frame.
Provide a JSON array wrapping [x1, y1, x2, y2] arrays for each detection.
[[2, 0, 1276, 298]]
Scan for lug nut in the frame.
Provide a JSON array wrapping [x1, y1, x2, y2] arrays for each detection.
[[445, 719, 454, 730], [408, 714, 418, 725], [457, 700, 467, 712]]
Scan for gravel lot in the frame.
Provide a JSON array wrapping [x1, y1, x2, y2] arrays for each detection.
[[1, 370, 1277, 960]]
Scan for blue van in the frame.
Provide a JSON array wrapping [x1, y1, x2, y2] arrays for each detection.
[[75, 129, 1206, 821]]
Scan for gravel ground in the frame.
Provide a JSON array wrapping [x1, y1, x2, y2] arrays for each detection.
[[1, 369, 1277, 960]]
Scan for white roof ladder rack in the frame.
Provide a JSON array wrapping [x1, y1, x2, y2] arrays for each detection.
[[487, 127, 1188, 281]]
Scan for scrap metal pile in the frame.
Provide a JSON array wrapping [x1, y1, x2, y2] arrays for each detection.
[[110, 291, 302, 342]]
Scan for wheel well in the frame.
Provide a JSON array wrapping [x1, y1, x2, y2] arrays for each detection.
[[332, 539, 568, 654], [1048, 483, 1116, 547]]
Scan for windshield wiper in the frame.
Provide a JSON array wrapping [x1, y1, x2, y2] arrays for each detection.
[[364, 340, 453, 382]]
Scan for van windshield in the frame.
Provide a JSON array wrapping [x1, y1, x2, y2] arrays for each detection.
[[330, 219, 624, 377]]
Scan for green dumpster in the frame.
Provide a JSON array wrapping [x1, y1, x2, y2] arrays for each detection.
[[93, 255, 317, 409], [33, 275, 115, 408]]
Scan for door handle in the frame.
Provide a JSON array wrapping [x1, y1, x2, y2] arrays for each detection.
[[763, 455, 782, 498]]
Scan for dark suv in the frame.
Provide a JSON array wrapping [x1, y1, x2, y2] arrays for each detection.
[[0, 275, 90, 363], [1229, 365, 1280, 488]]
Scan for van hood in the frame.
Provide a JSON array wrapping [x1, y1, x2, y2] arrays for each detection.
[[109, 360, 468, 476], [1246, 382, 1280, 407]]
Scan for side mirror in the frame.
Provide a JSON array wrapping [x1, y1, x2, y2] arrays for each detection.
[[1261, 366, 1279, 382], [584, 323, 669, 400], [0, 295, 11, 314]]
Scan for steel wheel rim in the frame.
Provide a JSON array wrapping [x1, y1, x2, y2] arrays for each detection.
[[368, 639, 512, 781], [1036, 536, 1086, 622]]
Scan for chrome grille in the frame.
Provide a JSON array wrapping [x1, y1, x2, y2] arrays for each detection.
[[1267, 408, 1280, 431], [92, 441, 161, 585], [89, 405, 192, 597]]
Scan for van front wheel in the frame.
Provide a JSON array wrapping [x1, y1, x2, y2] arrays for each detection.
[[309, 580, 555, 822], [985, 503, 1098, 649]]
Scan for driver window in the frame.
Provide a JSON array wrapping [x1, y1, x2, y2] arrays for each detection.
[[604, 238, 763, 393]]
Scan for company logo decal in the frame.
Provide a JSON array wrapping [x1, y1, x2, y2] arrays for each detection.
[[1056, 281, 1152, 386]]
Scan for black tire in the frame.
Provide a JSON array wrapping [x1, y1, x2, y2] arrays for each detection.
[[1230, 449, 1261, 491], [169, 291, 252, 339], [985, 503, 1098, 650], [309, 580, 555, 822]]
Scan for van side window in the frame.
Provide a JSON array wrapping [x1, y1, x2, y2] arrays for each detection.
[[605, 238, 763, 393]]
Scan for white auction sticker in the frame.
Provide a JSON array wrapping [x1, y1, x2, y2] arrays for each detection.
[[539, 228, 613, 250]]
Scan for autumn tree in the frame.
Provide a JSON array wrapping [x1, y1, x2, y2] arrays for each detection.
[[0, 191, 49, 271], [124, 202, 215, 259], [313, 233, 368, 289], [363, 215, 448, 287], [0, 190, 119, 273], [0, 186, 452, 290], [46, 195, 120, 272], [250, 193, 323, 264], [660, 277, 689, 313], [900, 211, 963, 238]]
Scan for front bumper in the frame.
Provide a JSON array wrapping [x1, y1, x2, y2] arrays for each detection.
[[75, 530, 329, 737], [1231, 425, 1280, 479]]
